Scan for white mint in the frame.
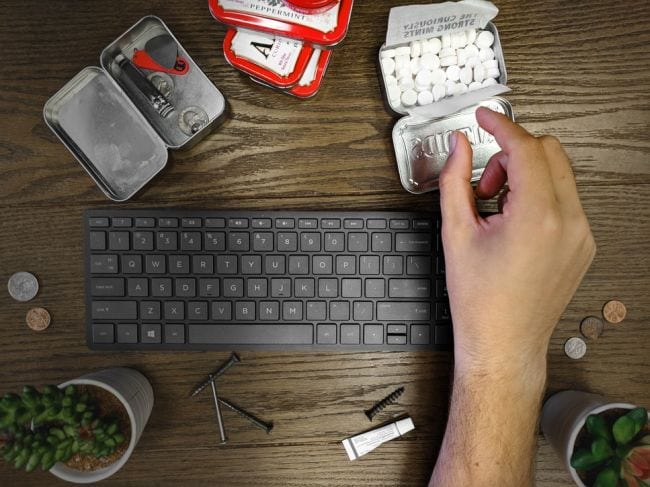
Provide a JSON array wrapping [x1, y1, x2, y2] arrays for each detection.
[[483, 59, 498, 70], [396, 46, 411, 57], [415, 82, 431, 92], [428, 37, 442, 54], [395, 54, 410, 70], [457, 83, 469, 94], [464, 44, 479, 58], [398, 76, 414, 91], [487, 67, 500, 79], [385, 74, 398, 87], [466, 56, 481, 68], [387, 84, 401, 102], [421, 40, 433, 54], [474, 64, 486, 83], [410, 41, 422, 58], [415, 69, 432, 86], [431, 68, 447, 85], [409, 57, 420, 73], [440, 55, 457, 67], [419, 52, 439, 70], [459, 66, 473, 84], [446, 65, 461, 82], [401, 89, 418, 106], [432, 84, 446, 101], [456, 48, 467, 66], [482, 77, 497, 87], [439, 47, 455, 58], [466, 29, 477, 45], [445, 79, 457, 94], [476, 30, 495, 49], [396, 67, 411, 80], [417, 90, 434, 105], [381, 57, 395, 75], [441, 34, 452, 48], [451, 31, 467, 49], [479, 47, 495, 61], [381, 48, 396, 58], [468, 81, 483, 91]]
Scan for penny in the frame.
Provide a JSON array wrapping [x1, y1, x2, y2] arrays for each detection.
[[7, 272, 39, 302], [580, 316, 604, 340], [26, 307, 51, 331], [564, 337, 587, 360], [602, 300, 626, 324]]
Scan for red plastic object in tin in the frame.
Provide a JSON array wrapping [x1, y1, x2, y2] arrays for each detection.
[[289, 48, 332, 98], [222, 28, 314, 88], [132, 49, 190, 75], [208, 0, 354, 47], [282, 0, 338, 14]]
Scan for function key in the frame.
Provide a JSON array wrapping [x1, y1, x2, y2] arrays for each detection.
[[367, 219, 387, 229], [389, 219, 409, 230], [135, 217, 155, 227], [159, 217, 179, 228], [298, 218, 318, 229], [413, 219, 432, 230], [205, 218, 226, 228], [344, 219, 364, 229], [276, 218, 295, 229], [112, 217, 132, 228], [89, 217, 109, 227], [322, 219, 341, 229], [182, 218, 202, 228], [252, 218, 272, 229], [229, 218, 249, 228]]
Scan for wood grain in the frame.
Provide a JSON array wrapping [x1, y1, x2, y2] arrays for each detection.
[[0, 0, 649, 485]]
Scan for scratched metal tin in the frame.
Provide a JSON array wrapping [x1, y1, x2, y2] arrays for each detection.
[[393, 97, 514, 194], [43, 16, 227, 201]]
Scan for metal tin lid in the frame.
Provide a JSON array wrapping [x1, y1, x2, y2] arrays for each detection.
[[392, 97, 514, 194], [209, 0, 354, 47], [43, 67, 168, 201]]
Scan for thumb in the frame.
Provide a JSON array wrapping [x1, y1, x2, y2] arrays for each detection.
[[439, 131, 478, 227]]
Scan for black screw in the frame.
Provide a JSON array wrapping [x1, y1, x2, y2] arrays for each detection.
[[219, 397, 273, 434], [365, 386, 405, 421], [190, 352, 241, 397]]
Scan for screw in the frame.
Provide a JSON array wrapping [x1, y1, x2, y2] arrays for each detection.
[[365, 386, 405, 421], [209, 375, 227, 444], [190, 352, 241, 397], [219, 397, 273, 434]]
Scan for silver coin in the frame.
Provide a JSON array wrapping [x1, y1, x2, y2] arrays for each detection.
[[178, 106, 209, 136], [564, 337, 587, 360], [7, 272, 39, 302]]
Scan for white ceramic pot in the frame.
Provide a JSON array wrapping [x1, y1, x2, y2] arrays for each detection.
[[540, 390, 637, 487], [49, 368, 154, 483]]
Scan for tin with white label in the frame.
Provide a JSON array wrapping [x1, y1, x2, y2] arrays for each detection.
[[43, 16, 227, 201]]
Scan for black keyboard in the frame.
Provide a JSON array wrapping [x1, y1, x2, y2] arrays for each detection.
[[85, 210, 451, 351]]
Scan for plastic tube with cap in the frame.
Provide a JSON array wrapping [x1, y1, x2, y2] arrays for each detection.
[[342, 417, 415, 461]]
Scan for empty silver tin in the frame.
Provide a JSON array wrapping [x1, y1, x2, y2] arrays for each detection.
[[44, 16, 227, 201], [393, 97, 514, 194]]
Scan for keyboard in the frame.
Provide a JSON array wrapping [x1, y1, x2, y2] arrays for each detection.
[[85, 210, 451, 351]]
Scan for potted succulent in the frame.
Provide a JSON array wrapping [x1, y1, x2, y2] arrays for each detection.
[[0, 368, 153, 483], [541, 391, 650, 487]]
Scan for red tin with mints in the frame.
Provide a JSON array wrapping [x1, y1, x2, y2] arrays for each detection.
[[208, 0, 354, 47], [282, 0, 339, 14]]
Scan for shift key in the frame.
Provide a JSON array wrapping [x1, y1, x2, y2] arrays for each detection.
[[91, 301, 137, 320], [377, 302, 430, 321]]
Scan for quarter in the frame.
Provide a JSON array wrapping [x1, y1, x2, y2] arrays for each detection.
[[580, 316, 604, 340], [602, 300, 626, 324], [564, 337, 587, 360], [7, 272, 39, 302], [26, 307, 51, 331]]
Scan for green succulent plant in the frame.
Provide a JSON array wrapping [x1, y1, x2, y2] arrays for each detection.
[[0, 385, 127, 473], [570, 407, 650, 487]]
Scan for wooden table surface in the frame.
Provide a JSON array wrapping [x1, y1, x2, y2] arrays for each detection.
[[1, 0, 648, 485]]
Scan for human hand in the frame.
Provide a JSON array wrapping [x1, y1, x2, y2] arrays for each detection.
[[439, 108, 596, 373]]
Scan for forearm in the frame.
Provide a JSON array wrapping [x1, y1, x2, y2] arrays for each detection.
[[430, 352, 547, 487]]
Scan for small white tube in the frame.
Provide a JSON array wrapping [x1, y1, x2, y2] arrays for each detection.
[[342, 417, 415, 461]]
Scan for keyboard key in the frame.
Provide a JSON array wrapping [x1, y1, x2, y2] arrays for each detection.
[[283, 301, 303, 320], [324, 232, 344, 252], [266, 255, 286, 274], [317, 324, 337, 344], [141, 324, 162, 343], [295, 278, 315, 298], [436, 279, 448, 298], [109, 232, 130, 251], [413, 219, 432, 230], [169, 255, 190, 274], [344, 219, 363, 229], [193, 255, 214, 274], [157, 232, 178, 251], [223, 278, 244, 297], [277, 232, 298, 252], [112, 217, 132, 228], [389, 279, 431, 298], [322, 219, 340, 229], [436, 256, 445, 275], [300, 233, 321, 252], [365, 279, 385, 298], [371, 233, 392, 252], [205, 218, 225, 228], [189, 324, 313, 344], [353, 301, 373, 321], [182, 218, 202, 228], [389, 219, 409, 229], [364, 324, 383, 344], [127, 278, 148, 296], [133, 231, 154, 251], [253, 232, 273, 251], [329, 301, 349, 321], [383, 255, 403, 275], [387, 335, 407, 345], [205, 232, 226, 251], [387, 324, 407, 334], [229, 232, 250, 251], [89, 217, 109, 227], [336, 255, 356, 275], [313, 255, 333, 274], [318, 278, 338, 298], [236, 302, 255, 320], [217, 255, 237, 274], [307, 301, 327, 321], [145, 255, 166, 274], [175, 278, 196, 297], [276, 218, 295, 229], [135, 217, 155, 227], [188, 301, 208, 320], [252, 218, 272, 228], [359, 255, 380, 275], [92, 301, 137, 320], [90, 278, 124, 297], [90, 231, 106, 250], [259, 301, 279, 320], [298, 218, 317, 229], [340, 324, 360, 344], [151, 278, 172, 297], [92, 324, 114, 343], [342, 278, 362, 298], [212, 302, 232, 320], [165, 324, 185, 344], [367, 219, 387, 229], [377, 302, 430, 321], [117, 324, 138, 344], [159, 218, 178, 228], [247, 278, 267, 297], [348, 233, 368, 252], [229, 218, 249, 229], [164, 301, 185, 320], [200, 278, 220, 297], [406, 255, 431, 275], [411, 324, 431, 345], [122, 255, 142, 274], [436, 302, 451, 321], [140, 301, 161, 320], [289, 255, 309, 275], [182, 232, 202, 251], [396, 233, 432, 252], [271, 278, 291, 297]]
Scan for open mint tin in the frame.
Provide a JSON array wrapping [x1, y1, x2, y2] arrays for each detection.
[[44, 16, 227, 201]]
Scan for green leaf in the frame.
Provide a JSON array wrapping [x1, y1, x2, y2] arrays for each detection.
[[587, 415, 613, 442], [571, 448, 606, 470], [14, 450, 28, 469], [627, 408, 648, 431], [593, 467, 619, 487], [64, 385, 75, 397], [614, 416, 641, 446], [40, 451, 54, 471], [591, 437, 615, 461], [113, 433, 125, 445]]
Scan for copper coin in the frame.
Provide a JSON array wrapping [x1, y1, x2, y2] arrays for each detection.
[[580, 316, 604, 340], [26, 307, 51, 331], [602, 300, 626, 324]]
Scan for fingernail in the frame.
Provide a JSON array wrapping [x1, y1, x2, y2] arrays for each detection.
[[448, 132, 458, 155]]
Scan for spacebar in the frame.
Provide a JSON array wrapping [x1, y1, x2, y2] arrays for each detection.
[[189, 324, 314, 345]]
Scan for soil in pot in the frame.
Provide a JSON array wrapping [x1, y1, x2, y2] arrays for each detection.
[[573, 408, 650, 487], [63, 385, 131, 472]]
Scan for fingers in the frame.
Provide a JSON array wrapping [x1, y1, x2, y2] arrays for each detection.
[[475, 107, 533, 153], [476, 151, 508, 200], [537, 135, 585, 215], [439, 131, 479, 228]]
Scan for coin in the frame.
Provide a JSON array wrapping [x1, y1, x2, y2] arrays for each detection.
[[7, 272, 39, 302], [580, 316, 604, 340], [603, 300, 626, 324], [26, 307, 51, 331], [564, 337, 587, 360]]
